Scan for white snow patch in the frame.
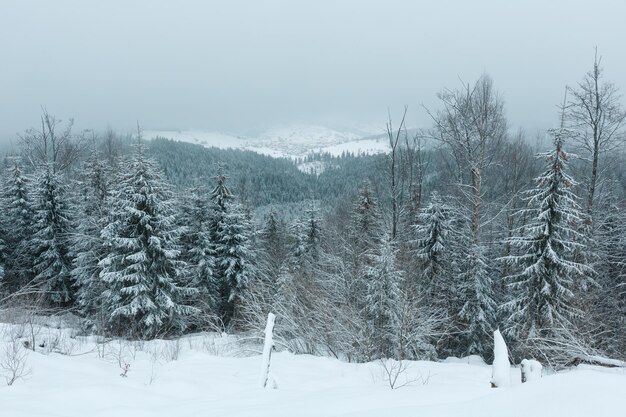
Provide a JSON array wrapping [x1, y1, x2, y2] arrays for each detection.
[[2, 324, 625, 417]]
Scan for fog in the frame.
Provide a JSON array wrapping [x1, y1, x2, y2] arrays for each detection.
[[1, 0, 625, 142]]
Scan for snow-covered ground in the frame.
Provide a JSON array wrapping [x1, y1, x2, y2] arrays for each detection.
[[2, 323, 625, 417], [142, 125, 390, 160]]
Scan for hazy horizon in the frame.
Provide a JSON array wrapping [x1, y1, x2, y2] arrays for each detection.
[[1, 0, 625, 142]]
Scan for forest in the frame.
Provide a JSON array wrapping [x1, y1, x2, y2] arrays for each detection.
[[1, 61, 625, 370]]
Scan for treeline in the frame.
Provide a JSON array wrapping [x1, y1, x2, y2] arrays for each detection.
[[1, 59, 625, 368]]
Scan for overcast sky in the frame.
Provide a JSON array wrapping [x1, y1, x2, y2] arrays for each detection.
[[1, 0, 625, 142]]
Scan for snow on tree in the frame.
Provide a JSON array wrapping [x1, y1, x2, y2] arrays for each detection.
[[347, 182, 384, 306], [585, 189, 626, 354], [502, 125, 594, 342], [364, 235, 402, 359], [31, 164, 75, 306], [178, 188, 218, 318], [99, 145, 198, 338], [0, 160, 35, 292], [413, 192, 454, 306], [491, 329, 511, 388], [71, 149, 111, 328], [214, 200, 256, 324], [457, 242, 497, 359], [209, 167, 256, 326]]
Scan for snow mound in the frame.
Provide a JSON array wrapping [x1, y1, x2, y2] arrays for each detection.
[[491, 329, 511, 388]]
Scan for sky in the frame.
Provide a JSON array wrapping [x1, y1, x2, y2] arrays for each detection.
[[1, 0, 625, 143]]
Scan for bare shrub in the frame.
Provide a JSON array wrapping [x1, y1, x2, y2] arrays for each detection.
[[377, 358, 431, 389], [0, 327, 31, 386], [161, 338, 182, 362]]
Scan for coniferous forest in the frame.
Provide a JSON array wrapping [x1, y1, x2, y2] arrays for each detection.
[[1, 67, 625, 369]]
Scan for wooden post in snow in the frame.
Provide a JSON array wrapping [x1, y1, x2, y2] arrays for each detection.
[[258, 312, 276, 388]]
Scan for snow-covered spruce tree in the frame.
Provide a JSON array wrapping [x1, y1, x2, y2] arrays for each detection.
[[0, 160, 35, 292], [99, 145, 198, 338], [31, 164, 75, 306], [501, 126, 593, 345], [71, 149, 111, 329], [413, 192, 454, 306], [209, 168, 255, 326], [342, 183, 386, 359], [457, 242, 497, 359], [364, 235, 402, 360], [347, 182, 384, 306], [178, 188, 218, 324]]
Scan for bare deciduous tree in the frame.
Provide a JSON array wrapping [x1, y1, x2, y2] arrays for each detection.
[[428, 74, 507, 244], [386, 107, 408, 240], [567, 49, 626, 215], [19, 109, 83, 172]]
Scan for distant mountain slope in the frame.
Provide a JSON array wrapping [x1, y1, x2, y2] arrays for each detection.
[[146, 138, 385, 209], [143, 125, 391, 159]]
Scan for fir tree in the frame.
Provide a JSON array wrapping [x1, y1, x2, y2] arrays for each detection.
[[99, 146, 198, 338], [502, 127, 593, 341]]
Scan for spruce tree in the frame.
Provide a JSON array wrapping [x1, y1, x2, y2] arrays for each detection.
[[364, 235, 401, 359], [502, 127, 593, 341], [71, 149, 111, 328], [99, 146, 197, 338], [347, 182, 384, 306], [179, 188, 217, 319], [413, 193, 454, 306], [457, 242, 497, 358], [0, 161, 35, 292], [31, 164, 75, 306], [209, 168, 255, 326]]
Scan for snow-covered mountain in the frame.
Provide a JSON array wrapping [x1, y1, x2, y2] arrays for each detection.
[[142, 125, 391, 160]]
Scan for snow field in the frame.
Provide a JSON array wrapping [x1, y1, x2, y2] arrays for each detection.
[[1, 324, 625, 417]]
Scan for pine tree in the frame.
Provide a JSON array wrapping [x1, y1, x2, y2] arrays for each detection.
[[31, 164, 75, 306], [99, 146, 198, 338], [502, 127, 593, 341]]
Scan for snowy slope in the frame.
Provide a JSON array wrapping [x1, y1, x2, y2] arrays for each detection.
[[143, 125, 390, 160], [2, 327, 626, 417]]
